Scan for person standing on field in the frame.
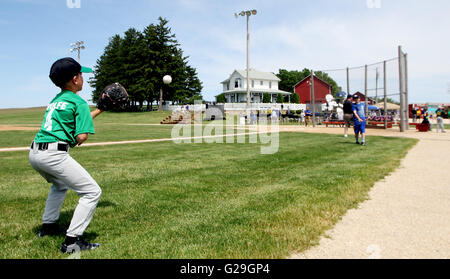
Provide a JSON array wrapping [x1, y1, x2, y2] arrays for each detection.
[[29, 57, 104, 253], [305, 107, 312, 127], [343, 94, 354, 138], [352, 94, 367, 146], [412, 108, 417, 123], [435, 107, 446, 133]]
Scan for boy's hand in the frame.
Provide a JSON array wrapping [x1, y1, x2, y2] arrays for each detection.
[[76, 133, 88, 146]]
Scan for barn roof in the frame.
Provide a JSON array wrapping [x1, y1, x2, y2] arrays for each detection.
[[293, 74, 332, 89]]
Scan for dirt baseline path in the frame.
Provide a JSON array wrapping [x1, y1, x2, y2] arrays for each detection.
[[0, 125, 39, 131], [288, 127, 450, 259]]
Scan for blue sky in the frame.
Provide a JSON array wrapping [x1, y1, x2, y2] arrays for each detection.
[[1, 0, 449, 108]]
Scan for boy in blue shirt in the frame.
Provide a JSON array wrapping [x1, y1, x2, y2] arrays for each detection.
[[352, 94, 366, 145], [305, 107, 312, 127]]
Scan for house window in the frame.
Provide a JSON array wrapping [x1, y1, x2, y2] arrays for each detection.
[[235, 78, 241, 88], [252, 80, 254, 88], [226, 83, 229, 91], [260, 81, 263, 86], [269, 82, 272, 89]]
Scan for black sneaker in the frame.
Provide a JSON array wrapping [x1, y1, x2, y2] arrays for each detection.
[[361, 142, 366, 146], [38, 223, 66, 238], [356, 142, 360, 145], [61, 238, 101, 253]]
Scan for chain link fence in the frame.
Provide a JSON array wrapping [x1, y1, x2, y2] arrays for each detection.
[[314, 46, 409, 131]]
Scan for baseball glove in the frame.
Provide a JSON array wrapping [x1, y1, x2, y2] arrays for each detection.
[[97, 82, 129, 111]]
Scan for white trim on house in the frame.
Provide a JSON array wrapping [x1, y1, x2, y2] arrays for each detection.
[[219, 69, 291, 103]]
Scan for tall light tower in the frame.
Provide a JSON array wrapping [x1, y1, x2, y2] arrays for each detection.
[[70, 41, 85, 62], [235, 9, 257, 111]]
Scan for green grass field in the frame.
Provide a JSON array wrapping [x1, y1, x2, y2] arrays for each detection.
[[0, 108, 417, 259]]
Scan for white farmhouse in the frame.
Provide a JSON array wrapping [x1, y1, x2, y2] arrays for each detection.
[[218, 69, 291, 103]]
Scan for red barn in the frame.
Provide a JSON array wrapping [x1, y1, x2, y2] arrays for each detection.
[[293, 75, 331, 104]]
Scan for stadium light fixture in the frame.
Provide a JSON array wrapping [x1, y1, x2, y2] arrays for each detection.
[[70, 41, 86, 62]]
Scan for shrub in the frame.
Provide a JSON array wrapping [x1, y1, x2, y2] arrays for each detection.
[[276, 94, 284, 103], [291, 93, 300, 104], [216, 94, 226, 103]]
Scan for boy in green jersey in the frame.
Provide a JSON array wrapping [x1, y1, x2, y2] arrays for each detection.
[[29, 57, 104, 253]]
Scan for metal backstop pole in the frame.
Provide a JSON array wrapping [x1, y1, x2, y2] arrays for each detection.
[[405, 53, 409, 130], [311, 70, 316, 127], [398, 46, 405, 132], [365, 65, 368, 119], [384, 61, 387, 129], [346, 67, 350, 95]]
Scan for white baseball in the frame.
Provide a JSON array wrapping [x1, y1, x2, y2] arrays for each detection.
[[163, 75, 172, 85]]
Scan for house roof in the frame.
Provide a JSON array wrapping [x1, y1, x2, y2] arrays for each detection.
[[222, 69, 281, 83], [293, 74, 332, 89], [216, 88, 291, 97]]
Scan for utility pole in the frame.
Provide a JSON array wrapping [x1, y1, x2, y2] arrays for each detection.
[[311, 70, 316, 127]]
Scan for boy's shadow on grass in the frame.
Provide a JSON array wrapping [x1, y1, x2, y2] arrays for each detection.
[[97, 200, 117, 208], [32, 200, 117, 240]]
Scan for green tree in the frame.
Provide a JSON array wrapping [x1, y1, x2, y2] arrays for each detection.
[[277, 69, 311, 93], [291, 93, 300, 104], [263, 93, 271, 103], [89, 17, 203, 111], [276, 94, 284, 103], [216, 93, 226, 103], [148, 18, 203, 106], [120, 28, 147, 109], [314, 71, 342, 97], [89, 35, 123, 103]]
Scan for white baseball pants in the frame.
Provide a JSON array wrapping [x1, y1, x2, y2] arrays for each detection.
[[29, 142, 102, 237], [436, 117, 446, 133]]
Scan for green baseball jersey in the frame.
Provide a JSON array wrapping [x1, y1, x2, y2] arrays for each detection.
[[34, 90, 95, 148]]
